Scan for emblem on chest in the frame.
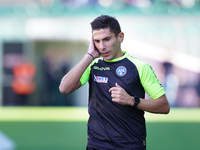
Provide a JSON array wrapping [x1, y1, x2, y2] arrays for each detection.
[[116, 66, 127, 76]]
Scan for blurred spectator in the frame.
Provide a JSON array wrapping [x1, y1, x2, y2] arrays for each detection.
[[41, 50, 57, 106], [162, 61, 179, 107], [57, 54, 72, 106], [195, 74, 200, 106], [196, 74, 200, 98], [41, 49, 71, 106], [11, 59, 36, 105], [177, 71, 200, 107]]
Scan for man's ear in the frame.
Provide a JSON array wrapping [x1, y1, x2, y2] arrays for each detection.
[[118, 32, 124, 43]]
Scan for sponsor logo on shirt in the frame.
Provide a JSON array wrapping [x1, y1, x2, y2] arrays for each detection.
[[116, 66, 127, 76], [93, 66, 110, 71], [94, 75, 108, 83]]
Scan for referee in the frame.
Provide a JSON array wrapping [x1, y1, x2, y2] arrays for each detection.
[[59, 15, 170, 150]]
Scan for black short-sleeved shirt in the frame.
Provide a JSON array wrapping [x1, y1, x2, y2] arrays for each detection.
[[80, 51, 165, 150]]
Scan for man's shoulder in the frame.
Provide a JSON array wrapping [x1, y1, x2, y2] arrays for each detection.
[[126, 53, 148, 68]]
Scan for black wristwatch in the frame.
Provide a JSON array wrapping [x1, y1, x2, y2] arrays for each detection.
[[133, 96, 140, 108]]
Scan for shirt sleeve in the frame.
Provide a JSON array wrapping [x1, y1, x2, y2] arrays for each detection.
[[139, 63, 165, 99], [80, 65, 91, 86], [80, 58, 100, 86]]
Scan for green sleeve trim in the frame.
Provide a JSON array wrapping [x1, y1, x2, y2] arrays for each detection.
[[79, 58, 100, 86], [128, 56, 165, 99], [80, 65, 90, 86], [140, 63, 165, 99]]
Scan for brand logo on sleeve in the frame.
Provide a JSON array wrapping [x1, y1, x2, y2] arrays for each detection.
[[116, 66, 127, 76], [94, 75, 108, 83]]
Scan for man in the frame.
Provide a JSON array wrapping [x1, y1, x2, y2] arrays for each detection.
[[59, 15, 170, 150]]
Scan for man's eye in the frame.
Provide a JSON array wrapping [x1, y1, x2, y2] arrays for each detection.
[[105, 38, 110, 41]]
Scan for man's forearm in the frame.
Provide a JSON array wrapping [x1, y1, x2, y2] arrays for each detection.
[[137, 95, 170, 114], [59, 53, 93, 94]]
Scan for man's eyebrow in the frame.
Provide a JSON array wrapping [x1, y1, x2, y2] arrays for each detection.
[[93, 36, 111, 41], [103, 36, 111, 40]]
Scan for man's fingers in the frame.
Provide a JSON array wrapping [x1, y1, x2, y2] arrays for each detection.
[[109, 87, 119, 93], [115, 83, 121, 87], [108, 88, 112, 92], [109, 87, 116, 92], [109, 83, 121, 92]]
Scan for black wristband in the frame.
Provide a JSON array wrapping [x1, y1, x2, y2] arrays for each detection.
[[87, 53, 95, 60]]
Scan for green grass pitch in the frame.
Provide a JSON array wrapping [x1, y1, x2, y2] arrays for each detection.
[[0, 107, 200, 150]]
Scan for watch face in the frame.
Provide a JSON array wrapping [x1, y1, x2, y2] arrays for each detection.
[[134, 97, 140, 103], [133, 97, 140, 108]]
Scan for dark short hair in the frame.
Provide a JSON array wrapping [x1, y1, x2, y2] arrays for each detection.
[[90, 15, 121, 37]]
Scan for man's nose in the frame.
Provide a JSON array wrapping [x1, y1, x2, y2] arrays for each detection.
[[99, 41, 105, 50]]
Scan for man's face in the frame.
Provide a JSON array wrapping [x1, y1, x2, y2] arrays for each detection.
[[93, 28, 124, 60]]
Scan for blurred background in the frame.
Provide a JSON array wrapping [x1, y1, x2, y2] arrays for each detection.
[[0, 0, 200, 107], [0, 0, 200, 150]]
